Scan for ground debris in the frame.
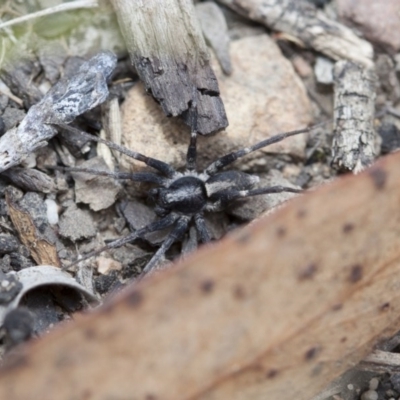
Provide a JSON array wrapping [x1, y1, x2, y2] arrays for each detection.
[[332, 61, 377, 172], [71, 157, 122, 211], [58, 203, 96, 242], [217, 0, 373, 67], [337, 0, 400, 54], [0, 51, 117, 173], [5, 189, 60, 267]]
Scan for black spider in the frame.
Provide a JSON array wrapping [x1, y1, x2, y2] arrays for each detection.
[[57, 123, 315, 275]]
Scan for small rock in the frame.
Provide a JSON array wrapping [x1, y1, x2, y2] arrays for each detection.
[[0, 271, 22, 304], [59, 204, 96, 241], [94, 270, 122, 295], [1, 107, 26, 131], [389, 373, 400, 393], [72, 157, 122, 212], [378, 123, 400, 154], [96, 256, 122, 275], [228, 170, 300, 220], [360, 389, 378, 400], [9, 251, 34, 271], [369, 377, 379, 391], [196, 1, 232, 75], [337, 0, 400, 53], [291, 55, 313, 78], [0, 235, 19, 254], [314, 56, 334, 85], [19, 192, 48, 233], [45, 198, 59, 225], [118, 200, 169, 244], [3, 307, 34, 347]]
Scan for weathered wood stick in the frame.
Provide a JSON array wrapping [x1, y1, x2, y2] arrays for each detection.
[[332, 61, 377, 172], [111, 0, 228, 135], [0, 51, 116, 173], [216, 0, 374, 67], [1, 151, 400, 399], [359, 350, 400, 374]]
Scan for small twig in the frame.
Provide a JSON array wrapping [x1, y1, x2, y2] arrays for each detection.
[[217, 0, 373, 68], [358, 350, 400, 374], [0, 0, 98, 30], [331, 61, 377, 172], [0, 82, 23, 106]]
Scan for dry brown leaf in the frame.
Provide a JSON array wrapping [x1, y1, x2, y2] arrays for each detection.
[[5, 189, 60, 267], [1, 152, 400, 399]]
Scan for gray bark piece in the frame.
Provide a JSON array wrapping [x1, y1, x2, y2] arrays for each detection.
[[112, 0, 228, 135], [217, 0, 373, 68], [2, 168, 55, 193], [332, 61, 377, 172], [196, 2, 232, 75], [0, 51, 117, 173]]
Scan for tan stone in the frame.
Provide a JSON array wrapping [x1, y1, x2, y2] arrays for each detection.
[[120, 34, 312, 173]]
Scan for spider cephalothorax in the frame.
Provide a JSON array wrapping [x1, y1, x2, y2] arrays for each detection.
[[58, 124, 314, 275]]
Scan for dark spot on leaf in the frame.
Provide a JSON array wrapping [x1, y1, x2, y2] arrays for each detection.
[[331, 303, 343, 311], [369, 167, 387, 190], [298, 263, 317, 281], [101, 302, 115, 314], [266, 369, 279, 379], [380, 302, 390, 312], [311, 363, 323, 376], [342, 223, 354, 234], [236, 231, 251, 244], [126, 290, 143, 308], [82, 389, 92, 400], [2, 353, 29, 371], [84, 328, 96, 339], [276, 226, 286, 238], [233, 285, 246, 300], [201, 279, 214, 294], [349, 265, 363, 283], [305, 346, 320, 361], [297, 209, 307, 219]]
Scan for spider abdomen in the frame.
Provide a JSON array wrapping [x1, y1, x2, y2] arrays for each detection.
[[159, 176, 207, 214]]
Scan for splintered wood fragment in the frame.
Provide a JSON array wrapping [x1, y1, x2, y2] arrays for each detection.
[[217, 0, 374, 67], [2, 152, 400, 399], [111, 0, 228, 135], [0, 51, 116, 173], [2, 168, 55, 193], [359, 350, 400, 374], [5, 189, 60, 268], [332, 61, 377, 172]]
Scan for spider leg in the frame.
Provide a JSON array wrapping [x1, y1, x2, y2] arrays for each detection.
[[194, 212, 211, 243], [66, 213, 179, 268], [55, 123, 177, 178], [206, 185, 301, 210], [205, 125, 317, 175], [142, 216, 191, 274], [186, 130, 198, 171], [50, 165, 167, 186]]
